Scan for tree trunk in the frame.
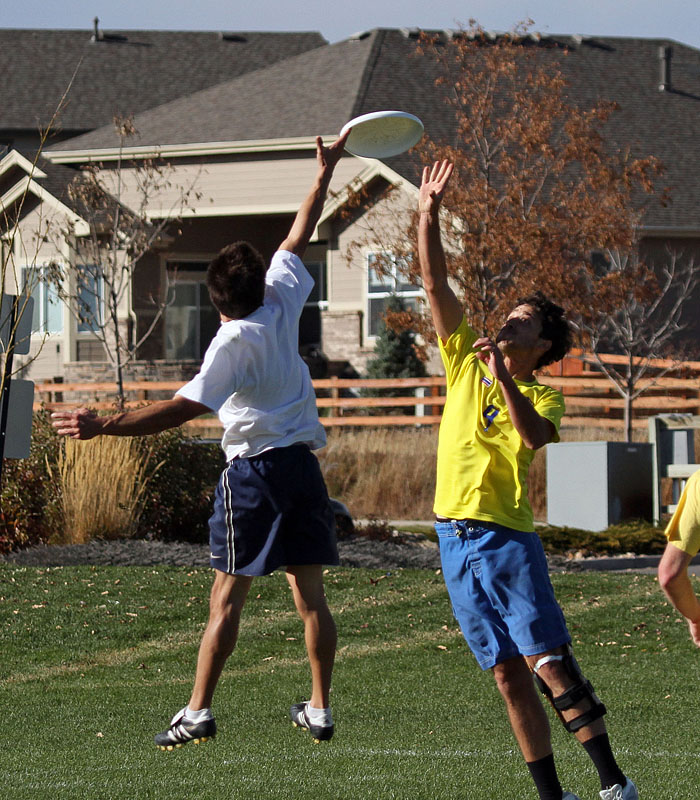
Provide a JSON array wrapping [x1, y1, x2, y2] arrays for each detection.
[[115, 358, 125, 411], [623, 393, 633, 443]]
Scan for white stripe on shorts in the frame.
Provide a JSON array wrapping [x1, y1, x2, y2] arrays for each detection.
[[222, 467, 235, 573]]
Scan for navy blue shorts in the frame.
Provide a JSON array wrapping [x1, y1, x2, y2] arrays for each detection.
[[435, 519, 571, 670], [208, 444, 339, 575]]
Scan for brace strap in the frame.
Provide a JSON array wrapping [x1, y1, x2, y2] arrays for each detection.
[[531, 648, 607, 734], [533, 654, 564, 673], [563, 701, 607, 733]]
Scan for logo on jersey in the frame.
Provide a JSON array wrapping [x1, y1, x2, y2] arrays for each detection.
[[483, 403, 500, 431], [481, 376, 493, 387]]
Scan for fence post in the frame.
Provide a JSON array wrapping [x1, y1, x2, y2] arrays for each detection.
[[330, 376, 339, 418], [431, 382, 441, 420], [415, 386, 426, 417]]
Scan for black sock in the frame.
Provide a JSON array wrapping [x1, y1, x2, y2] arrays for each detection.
[[581, 733, 626, 789], [526, 753, 564, 800]]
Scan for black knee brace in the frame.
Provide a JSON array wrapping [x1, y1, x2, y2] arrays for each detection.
[[531, 644, 607, 733]]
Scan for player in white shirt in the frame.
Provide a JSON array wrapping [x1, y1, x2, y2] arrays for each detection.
[[52, 130, 350, 749]]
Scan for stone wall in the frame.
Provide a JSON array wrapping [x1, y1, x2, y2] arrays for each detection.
[[321, 310, 373, 374], [63, 360, 201, 383], [58, 360, 202, 403]]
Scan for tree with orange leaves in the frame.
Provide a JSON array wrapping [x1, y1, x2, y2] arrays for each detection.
[[350, 22, 664, 342], [419, 22, 666, 334]]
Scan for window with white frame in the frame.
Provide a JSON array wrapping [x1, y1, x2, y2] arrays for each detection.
[[22, 266, 63, 334], [366, 252, 421, 337]]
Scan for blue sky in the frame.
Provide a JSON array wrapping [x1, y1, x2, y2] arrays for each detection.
[[3, 0, 700, 49]]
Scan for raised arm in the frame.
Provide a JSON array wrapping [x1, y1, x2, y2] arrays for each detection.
[[418, 160, 463, 343], [51, 395, 211, 440], [279, 131, 350, 258]]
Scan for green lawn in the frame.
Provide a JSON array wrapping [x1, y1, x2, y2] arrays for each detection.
[[1, 564, 699, 799]]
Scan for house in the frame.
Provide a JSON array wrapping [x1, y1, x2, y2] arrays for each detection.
[[2, 27, 700, 386]]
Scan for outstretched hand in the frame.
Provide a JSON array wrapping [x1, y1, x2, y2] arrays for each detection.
[[51, 407, 101, 440], [316, 130, 350, 175], [419, 160, 453, 214]]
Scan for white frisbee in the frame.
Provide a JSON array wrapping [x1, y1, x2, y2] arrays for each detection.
[[339, 110, 424, 158]]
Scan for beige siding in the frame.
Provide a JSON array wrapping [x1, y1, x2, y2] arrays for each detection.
[[327, 183, 446, 374], [16, 337, 65, 381], [333, 184, 415, 308], [99, 155, 368, 219], [7, 203, 73, 381]]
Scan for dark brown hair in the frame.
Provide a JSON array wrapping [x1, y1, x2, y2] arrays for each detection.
[[206, 241, 266, 319], [516, 291, 573, 368]]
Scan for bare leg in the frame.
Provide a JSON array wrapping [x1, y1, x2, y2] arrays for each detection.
[[286, 564, 336, 708], [492, 656, 554, 761], [188, 570, 254, 710]]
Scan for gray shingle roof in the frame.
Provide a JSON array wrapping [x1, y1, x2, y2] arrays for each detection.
[[0, 28, 326, 133], [47, 32, 382, 150]]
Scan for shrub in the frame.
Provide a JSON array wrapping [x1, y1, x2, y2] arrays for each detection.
[[0, 409, 224, 551], [0, 408, 62, 554], [352, 516, 414, 543], [134, 427, 224, 542], [538, 521, 666, 556], [363, 295, 426, 416]]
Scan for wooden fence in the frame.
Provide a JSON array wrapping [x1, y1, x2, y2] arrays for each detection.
[[31, 351, 700, 436]]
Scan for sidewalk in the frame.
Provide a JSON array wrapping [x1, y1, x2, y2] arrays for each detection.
[[574, 554, 700, 575]]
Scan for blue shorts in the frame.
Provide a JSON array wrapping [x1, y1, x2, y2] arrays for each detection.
[[209, 443, 338, 576], [435, 519, 570, 670]]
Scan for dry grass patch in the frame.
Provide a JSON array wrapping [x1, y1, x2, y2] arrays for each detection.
[[318, 428, 437, 520], [319, 423, 636, 522], [53, 437, 155, 543]]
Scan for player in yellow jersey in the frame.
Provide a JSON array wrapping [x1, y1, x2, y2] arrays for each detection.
[[419, 160, 637, 800], [658, 469, 700, 646]]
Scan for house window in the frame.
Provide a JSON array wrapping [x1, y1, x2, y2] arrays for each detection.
[[300, 260, 326, 347], [76, 266, 104, 332], [164, 259, 327, 359], [165, 261, 219, 361], [22, 266, 63, 334], [366, 253, 421, 337]]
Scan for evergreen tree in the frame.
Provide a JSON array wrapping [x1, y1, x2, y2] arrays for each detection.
[[364, 295, 426, 415]]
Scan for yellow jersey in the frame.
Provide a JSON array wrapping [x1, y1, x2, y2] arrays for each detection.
[[665, 469, 700, 556], [435, 316, 566, 532]]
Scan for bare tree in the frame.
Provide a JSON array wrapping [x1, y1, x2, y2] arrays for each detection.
[[0, 66, 81, 481], [1, 67, 81, 393], [49, 116, 202, 406], [577, 248, 700, 441]]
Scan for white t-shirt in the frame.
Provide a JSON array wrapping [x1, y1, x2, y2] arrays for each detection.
[[177, 250, 326, 460]]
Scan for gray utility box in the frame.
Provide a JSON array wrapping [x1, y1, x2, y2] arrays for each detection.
[[547, 441, 653, 531]]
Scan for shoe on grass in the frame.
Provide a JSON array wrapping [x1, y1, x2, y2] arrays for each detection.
[[290, 701, 334, 743], [563, 793, 581, 799], [599, 777, 638, 800], [154, 707, 216, 750]]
